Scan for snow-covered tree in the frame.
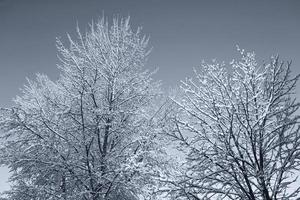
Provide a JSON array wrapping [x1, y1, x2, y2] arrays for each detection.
[[0, 16, 163, 200], [163, 49, 300, 200]]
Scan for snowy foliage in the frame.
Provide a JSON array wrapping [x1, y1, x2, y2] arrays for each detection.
[[0, 16, 165, 200], [163, 50, 300, 200], [0, 15, 300, 200]]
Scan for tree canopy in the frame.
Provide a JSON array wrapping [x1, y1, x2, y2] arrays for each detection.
[[0, 16, 163, 200], [0, 16, 299, 200]]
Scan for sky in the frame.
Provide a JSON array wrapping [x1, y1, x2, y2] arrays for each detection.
[[0, 0, 299, 193]]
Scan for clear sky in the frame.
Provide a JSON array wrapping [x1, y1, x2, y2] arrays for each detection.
[[0, 0, 299, 193]]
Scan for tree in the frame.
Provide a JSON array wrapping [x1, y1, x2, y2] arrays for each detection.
[[0, 16, 162, 200], [163, 49, 300, 199]]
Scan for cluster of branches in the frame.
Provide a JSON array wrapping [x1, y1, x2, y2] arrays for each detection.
[[0, 16, 300, 200], [0, 17, 166, 200], [160, 50, 300, 200]]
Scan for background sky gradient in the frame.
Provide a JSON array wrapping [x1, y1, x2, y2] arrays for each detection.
[[0, 0, 299, 193]]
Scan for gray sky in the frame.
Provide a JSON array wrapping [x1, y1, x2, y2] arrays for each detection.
[[0, 0, 299, 193]]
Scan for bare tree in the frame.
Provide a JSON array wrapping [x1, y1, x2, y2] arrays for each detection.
[[0, 16, 162, 200], [163, 49, 300, 200]]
